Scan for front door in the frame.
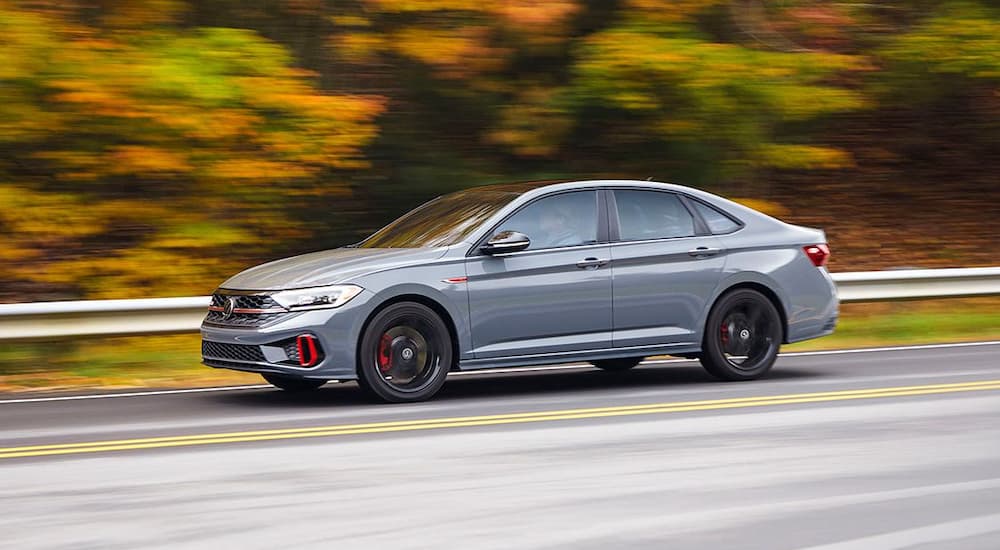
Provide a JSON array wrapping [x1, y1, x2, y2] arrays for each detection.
[[466, 190, 613, 359]]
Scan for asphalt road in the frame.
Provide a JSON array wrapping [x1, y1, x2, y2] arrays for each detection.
[[2, 342, 999, 549]]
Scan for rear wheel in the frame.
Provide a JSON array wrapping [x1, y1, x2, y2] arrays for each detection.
[[700, 289, 782, 381], [592, 357, 643, 372], [356, 302, 453, 403], [262, 374, 326, 392]]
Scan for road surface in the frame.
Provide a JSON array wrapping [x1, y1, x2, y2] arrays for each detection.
[[2, 342, 999, 549]]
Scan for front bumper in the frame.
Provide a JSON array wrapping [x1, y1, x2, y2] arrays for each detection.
[[200, 291, 374, 380]]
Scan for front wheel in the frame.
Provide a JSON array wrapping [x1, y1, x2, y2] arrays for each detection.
[[700, 289, 782, 381], [262, 374, 326, 392], [356, 302, 453, 403]]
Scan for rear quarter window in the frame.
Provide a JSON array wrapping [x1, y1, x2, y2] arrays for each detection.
[[690, 200, 742, 234]]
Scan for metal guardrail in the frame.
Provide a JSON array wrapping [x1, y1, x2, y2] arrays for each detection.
[[1, 267, 998, 343], [833, 267, 1000, 302]]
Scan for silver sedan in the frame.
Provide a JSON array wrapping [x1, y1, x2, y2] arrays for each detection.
[[201, 180, 838, 402]]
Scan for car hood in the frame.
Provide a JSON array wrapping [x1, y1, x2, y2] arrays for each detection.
[[220, 247, 448, 291]]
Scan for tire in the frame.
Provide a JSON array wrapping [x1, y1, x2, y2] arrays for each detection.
[[592, 357, 643, 372], [700, 289, 782, 381], [262, 373, 326, 392], [356, 302, 453, 403]]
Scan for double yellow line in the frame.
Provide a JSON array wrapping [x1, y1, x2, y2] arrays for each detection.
[[4, 379, 1000, 459]]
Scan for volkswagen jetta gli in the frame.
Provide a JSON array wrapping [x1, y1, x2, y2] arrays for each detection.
[[201, 180, 837, 402]]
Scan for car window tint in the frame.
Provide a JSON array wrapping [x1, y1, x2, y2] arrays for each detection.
[[690, 200, 741, 234], [494, 191, 598, 250], [613, 190, 695, 241]]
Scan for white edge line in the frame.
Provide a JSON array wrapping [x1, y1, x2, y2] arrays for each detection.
[[0, 385, 273, 404], [778, 340, 1000, 357], [2, 340, 999, 405]]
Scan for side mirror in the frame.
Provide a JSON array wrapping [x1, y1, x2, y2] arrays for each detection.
[[480, 230, 531, 255]]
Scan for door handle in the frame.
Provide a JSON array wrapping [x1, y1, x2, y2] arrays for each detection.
[[688, 247, 721, 257], [576, 257, 609, 269]]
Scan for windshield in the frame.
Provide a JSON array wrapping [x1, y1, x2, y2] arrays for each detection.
[[358, 188, 521, 248]]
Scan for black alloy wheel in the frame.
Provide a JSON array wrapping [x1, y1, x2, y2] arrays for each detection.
[[262, 373, 326, 392], [700, 289, 782, 381], [357, 302, 453, 403]]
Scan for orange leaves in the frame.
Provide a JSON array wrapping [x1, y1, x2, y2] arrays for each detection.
[[495, 1, 578, 27], [392, 26, 509, 79], [492, 0, 579, 42], [107, 146, 192, 175]]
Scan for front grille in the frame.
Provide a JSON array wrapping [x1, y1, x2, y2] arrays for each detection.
[[204, 292, 288, 329], [210, 294, 280, 310], [202, 341, 266, 363], [204, 310, 285, 328]]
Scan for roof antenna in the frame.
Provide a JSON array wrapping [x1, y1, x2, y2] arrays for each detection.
[[645, 176, 653, 181]]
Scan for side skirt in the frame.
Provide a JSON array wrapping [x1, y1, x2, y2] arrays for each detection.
[[457, 343, 701, 371]]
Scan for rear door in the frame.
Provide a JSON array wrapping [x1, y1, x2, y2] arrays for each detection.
[[608, 189, 728, 348], [466, 190, 613, 359]]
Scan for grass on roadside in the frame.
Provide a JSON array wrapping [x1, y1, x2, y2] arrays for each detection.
[[1, 297, 997, 393]]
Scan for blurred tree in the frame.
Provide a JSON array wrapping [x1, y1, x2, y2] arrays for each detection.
[[0, 2, 383, 300], [328, 0, 866, 191], [1, 0, 998, 304], [872, 1, 999, 177]]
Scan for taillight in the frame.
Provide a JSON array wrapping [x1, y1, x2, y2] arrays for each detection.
[[803, 243, 830, 267]]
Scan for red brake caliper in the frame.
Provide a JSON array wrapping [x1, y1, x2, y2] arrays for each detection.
[[720, 322, 729, 348], [378, 334, 393, 373]]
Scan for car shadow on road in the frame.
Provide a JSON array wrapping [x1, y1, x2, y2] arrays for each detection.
[[212, 363, 823, 408]]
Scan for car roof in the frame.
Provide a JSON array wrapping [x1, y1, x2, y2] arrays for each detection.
[[468, 179, 713, 200]]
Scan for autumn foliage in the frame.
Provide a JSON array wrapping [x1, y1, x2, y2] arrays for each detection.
[[1, 1, 997, 302]]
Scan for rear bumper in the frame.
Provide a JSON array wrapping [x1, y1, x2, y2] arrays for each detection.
[[786, 268, 839, 344], [199, 291, 374, 380]]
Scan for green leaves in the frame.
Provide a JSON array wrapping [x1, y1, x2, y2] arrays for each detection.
[[569, 28, 864, 174], [878, 2, 1000, 101]]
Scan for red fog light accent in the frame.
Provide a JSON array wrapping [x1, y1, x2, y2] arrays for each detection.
[[803, 243, 830, 267], [296, 334, 319, 367]]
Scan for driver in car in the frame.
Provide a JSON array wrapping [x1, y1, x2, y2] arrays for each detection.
[[539, 203, 585, 248]]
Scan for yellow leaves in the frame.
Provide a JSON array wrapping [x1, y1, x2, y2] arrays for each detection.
[[209, 159, 315, 181], [107, 146, 192, 175], [754, 145, 855, 170], [486, 88, 572, 158], [731, 198, 789, 218], [181, 110, 261, 141], [392, 26, 508, 78], [0, 5, 58, 80], [332, 32, 386, 62], [0, 185, 106, 241], [0, 5, 386, 301]]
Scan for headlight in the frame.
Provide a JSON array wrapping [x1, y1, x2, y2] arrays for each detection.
[[271, 284, 364, 311]]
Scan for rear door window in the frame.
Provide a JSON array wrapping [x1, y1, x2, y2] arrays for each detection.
[[613, 190, 695, 241]]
